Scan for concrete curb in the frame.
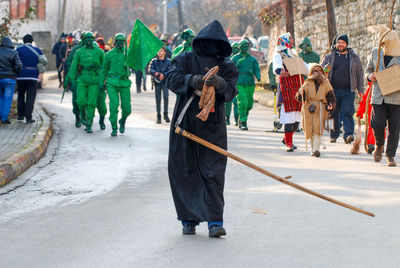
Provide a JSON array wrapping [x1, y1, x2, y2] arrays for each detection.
[[0, 105, 54, 187]]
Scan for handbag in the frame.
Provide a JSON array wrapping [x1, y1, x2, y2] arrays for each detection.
[[25, 44, 47, 73], [308, 103, 316, 113]]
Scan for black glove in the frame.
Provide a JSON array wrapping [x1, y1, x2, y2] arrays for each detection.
[[205, 74, 224, 88], [190, 75, 204, 91]]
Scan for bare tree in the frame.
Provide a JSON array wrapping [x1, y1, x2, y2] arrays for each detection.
[[325, 0, 337, 44], [284, 0, 295, 40]]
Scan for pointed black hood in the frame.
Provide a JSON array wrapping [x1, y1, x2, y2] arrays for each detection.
[[192, 20, 232, 58], [1, 36, 14, 48]]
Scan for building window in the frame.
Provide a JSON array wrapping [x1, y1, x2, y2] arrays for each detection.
[[9, 0, 46, 20]]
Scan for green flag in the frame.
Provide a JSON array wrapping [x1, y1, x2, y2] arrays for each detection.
[[126, 19, 164, 71]]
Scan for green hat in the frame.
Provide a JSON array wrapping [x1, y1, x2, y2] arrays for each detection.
[[181, 29, 195, 40], [232, 42, 240, 49], [84, 31, 94, 39], [239, 39, 250, 47], [115, 33, 126, 41]]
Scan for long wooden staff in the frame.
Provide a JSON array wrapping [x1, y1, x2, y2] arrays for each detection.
[[364, 0, 396, 152], [175, 126, 375, 217]]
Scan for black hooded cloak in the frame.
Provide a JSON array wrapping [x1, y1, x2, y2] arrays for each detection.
[[166, 20, 238, 223]]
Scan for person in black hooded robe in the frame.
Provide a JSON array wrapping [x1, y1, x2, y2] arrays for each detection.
[[166, 20, 238, 238]]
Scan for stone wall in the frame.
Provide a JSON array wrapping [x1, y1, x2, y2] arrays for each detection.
[[265, 0, 400, 67]]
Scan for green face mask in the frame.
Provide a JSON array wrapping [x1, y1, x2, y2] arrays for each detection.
[[85, 37, 94, 48], [232, 47, 240, 55], [240, 44, 249, 54], [116, 40, 125, 49], [304, 46, 312, 53]]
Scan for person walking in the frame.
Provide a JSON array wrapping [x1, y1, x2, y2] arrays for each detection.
[[321, 34, 364, 144], [273, 33, 307, 152], [366, 27, 400, 167], [69, 32, 104, 133], [52, 33, 66, 88], [100, 33, 132, 137], [232, 39, 261, 130], [16, 34, 47, 123], [64, 32, 86, 128], [166, 20, 238, 237], [296, 64, 336, 157], [0, 37, 22, 124], [150, 46, 171, 124]]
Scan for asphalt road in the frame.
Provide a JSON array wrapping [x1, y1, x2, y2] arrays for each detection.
[[0, 79, 399, 268]]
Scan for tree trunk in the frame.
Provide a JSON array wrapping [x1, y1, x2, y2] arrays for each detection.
[[285, 0, 295, 41], [177, 0, 184, 31], [325, 0, 337, 46]]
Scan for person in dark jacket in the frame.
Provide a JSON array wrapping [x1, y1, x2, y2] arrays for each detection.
[[52, 33, 66, 88], [166, 20, 238, 238], [150, 46, 171, 123], [0, 37, 22, 124], [16, 34, 47, 123], [321, 34, 364, 144]]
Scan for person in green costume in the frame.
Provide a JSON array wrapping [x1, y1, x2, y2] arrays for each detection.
[[232, 39, 261, 130], [63, 31, 86, 128], [100, 33, 132, 137], [171, 29, 195, 59], [69, 31, 105, 133], [299, 37, 320, 64], [225, 42, 240, 125]]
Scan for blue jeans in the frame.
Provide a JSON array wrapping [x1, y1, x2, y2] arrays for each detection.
[[330, 88, 355, 140], [0, 78, 16, 121]]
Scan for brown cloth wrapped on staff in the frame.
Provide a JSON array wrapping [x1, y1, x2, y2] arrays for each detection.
[[197, 66, 219, 121]]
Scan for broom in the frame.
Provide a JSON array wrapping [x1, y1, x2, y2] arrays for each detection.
[[350, 117, 362, 154]]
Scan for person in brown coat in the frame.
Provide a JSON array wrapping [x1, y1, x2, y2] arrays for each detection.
[[296, 64, 336, 157]]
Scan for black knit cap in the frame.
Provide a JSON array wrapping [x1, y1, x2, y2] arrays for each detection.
[[23, 34, 33, 44], [336, 34, 348, 45]]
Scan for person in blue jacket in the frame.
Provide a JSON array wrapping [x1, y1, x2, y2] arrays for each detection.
[[16, 34, 47, 123], [150, 46, 171, 123]]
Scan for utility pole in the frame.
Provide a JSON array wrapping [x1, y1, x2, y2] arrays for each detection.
[[177, 0, 184, 31], [163, 1, 168, 34], [284, 0, 295, 41], [325, 0, 337, 45]]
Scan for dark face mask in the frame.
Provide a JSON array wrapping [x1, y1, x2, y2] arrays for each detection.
[[240, 44, 249, 54], [85, 37, 94, 48], [116, 40, 125, 49]]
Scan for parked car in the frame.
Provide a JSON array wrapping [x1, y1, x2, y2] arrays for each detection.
[[257, 36, 269, 61], [228, 36, 265, 63]]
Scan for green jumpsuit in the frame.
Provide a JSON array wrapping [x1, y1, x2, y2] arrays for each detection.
[[69, 42, 104, 132], [100, 46, 132, 135], [232, 52, 260, 123]]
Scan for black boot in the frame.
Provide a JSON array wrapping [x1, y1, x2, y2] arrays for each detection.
[[75, 115, 81, 128], [99, 116, 106, 130], [182, 224, 196, 235], [156, 113, 161, 124], [208, 225, 226, 238], [240, 121, 248, 131], [163, 112, 170, 123], [119, 117, 126, 133], [226, 116, 230, 125]]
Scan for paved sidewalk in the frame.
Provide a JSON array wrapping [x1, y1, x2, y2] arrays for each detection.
[[0, 109, 42, 162], [0, 80, 54, 187]]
